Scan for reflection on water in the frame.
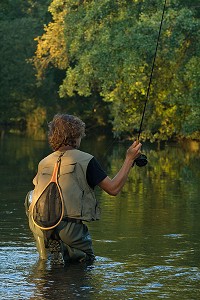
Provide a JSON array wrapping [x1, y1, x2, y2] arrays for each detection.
[[1, 246, 200, 300], [0, 134, 200, 299], [28, 258, 97, 300]]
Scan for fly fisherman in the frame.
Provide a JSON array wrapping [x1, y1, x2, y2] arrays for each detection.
[[25, 113, 142, 264]]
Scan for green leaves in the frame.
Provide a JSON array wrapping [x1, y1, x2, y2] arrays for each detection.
[[3, 0, 197, 140], [43, 1, 199, 140], [0, 0, 51, 125]]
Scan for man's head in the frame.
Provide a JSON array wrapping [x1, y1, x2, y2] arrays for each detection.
[[48, 114, 85, 151]]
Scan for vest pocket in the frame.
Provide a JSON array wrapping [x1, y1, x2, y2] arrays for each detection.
[[59, 164, 83, 218], [38, 166, 53, 187], [41, 166, 54, 175], [59, 164, 76, 175]]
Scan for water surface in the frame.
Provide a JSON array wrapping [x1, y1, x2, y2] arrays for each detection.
[[0, 134, 199, 299]]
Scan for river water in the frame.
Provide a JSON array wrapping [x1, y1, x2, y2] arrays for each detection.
[[0, 133, 199, 300]]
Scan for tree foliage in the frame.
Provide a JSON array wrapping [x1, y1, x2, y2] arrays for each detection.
[[1, 0, 199, 141], [33, 0, 200, 141], [0, 0, 51, 125]]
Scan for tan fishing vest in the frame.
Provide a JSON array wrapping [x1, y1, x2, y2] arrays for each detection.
[[31, 149, 101, 222]]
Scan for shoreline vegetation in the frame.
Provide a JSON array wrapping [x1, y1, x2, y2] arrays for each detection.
[[0, 1, 199, 142], [0, 126, 199, 150]]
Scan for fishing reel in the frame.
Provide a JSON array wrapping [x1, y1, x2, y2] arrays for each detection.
[[133, 153, 148, 167]]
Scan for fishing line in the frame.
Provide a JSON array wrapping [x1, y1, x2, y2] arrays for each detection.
[[97, 1, 167, 166], [137, 0, 167, 140], [134, 0, 167, 167]]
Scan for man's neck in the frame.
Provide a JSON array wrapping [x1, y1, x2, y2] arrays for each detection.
[[58, 145, 75, 151]]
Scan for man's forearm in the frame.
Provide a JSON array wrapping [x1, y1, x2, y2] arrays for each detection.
[[99, 157, 133, 196]]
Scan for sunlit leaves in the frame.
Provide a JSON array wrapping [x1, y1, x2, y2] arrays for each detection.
[[33, 0, 200, 140], [33, 3, 68, 81]]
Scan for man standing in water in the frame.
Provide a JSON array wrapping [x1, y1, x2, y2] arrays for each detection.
[[25, 113, 142, 264]]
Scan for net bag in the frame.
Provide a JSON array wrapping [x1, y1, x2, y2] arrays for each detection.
[[32, 182, 63, 229], [30, 153, 65, 230]]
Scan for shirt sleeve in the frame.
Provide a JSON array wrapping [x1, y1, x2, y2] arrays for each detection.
[[86, 157, 107, 189]]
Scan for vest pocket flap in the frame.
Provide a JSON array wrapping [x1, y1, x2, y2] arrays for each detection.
[[41, 166, 54, 175], [60, 164, 76, 175]]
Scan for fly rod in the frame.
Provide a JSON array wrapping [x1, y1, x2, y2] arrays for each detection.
[[134, 0, 167, 167]]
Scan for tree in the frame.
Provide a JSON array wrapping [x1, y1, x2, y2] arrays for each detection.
[[33, 0, 200, 140], [0, 0, 51, 125]]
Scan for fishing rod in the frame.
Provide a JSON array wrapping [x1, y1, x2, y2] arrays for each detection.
[[134, 0, 167, 167]]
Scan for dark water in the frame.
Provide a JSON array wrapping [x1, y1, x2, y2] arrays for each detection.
[[0, 133, 200, 300]]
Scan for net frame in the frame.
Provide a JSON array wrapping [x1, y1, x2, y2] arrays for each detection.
[[29, 153, 65, 230]]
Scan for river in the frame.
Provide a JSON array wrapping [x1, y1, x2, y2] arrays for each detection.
[[0, 133, 199, 299]]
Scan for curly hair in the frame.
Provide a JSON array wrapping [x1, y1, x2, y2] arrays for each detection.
[[48, 114, 86, 151]]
